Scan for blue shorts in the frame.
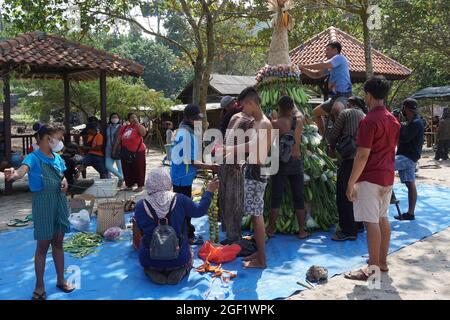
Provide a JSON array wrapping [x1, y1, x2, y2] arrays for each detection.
[[395, 155, 416, 183]]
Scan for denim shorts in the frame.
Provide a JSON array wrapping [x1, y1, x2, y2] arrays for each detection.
[[395, 155, 416, 183]]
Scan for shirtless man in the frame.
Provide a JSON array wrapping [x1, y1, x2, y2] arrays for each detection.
[[267, 96, 310, 239], [225, 87, 273, 269]]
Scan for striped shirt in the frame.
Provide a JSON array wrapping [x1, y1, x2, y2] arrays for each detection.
[[329, 107, 366, 151]]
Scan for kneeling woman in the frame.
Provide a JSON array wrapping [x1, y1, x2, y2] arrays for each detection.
[[4, 125, 75, 300], [135, 168, 219, 285]]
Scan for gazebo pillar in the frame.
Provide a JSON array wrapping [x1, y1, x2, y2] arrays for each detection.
[[99, 71, 107, 138], [63, 73, 71, 144], [2, 68, 12, 194]]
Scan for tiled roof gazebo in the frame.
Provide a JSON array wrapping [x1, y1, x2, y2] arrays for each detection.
[[290, 26, 412, 84], [1, 31, 144, 194]]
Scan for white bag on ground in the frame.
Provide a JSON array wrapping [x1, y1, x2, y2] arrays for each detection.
[[69, 209, 91, 232]]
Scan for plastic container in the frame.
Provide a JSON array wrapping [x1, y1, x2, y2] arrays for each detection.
[[84, 178, 118, 198]]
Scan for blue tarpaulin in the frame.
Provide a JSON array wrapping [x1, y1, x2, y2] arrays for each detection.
[[0, 184, 449, 300]]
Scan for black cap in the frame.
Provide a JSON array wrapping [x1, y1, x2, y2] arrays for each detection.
[[348, 96, 368, 114], [402, 98, 419, 111], [184, 104, 204, 121], [86, 122, 98, 130]]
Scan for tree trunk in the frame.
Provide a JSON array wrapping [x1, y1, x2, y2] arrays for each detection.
[[361, 12, 374, 79], [199, 11, 216, 129], [192, 56, 203, 106]]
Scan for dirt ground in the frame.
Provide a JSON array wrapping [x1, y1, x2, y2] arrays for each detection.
[[289, 147, 450, 300]]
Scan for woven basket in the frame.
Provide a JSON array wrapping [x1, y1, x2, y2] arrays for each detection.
[[96, 201, 125, 235], [131, 217, 143, 250]]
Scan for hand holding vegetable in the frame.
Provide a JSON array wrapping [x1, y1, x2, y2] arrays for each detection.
[[207, 177, 219, 193]]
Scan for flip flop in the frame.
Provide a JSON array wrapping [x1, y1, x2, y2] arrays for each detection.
[[56, 283, 75, 293], [7, 219, 30, 227], [31, 291, 47, 300]]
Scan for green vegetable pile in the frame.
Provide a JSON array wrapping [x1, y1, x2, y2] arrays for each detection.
[[64, 232, 104, 258]]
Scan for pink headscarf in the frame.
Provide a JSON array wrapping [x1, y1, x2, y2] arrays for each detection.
[[145, 168, 177, 219]]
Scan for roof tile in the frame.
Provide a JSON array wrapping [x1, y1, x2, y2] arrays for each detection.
[[0, 31, 144, 80], [290, 26, 411, 82]]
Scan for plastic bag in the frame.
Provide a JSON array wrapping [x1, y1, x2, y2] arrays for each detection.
[[69, 209, 91, 232], [198, 241, 241, 264], [103, 227, 123, 241]]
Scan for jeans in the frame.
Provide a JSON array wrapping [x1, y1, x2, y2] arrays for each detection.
[[82, 154, 108, 179], [105, 156, 123, 180]]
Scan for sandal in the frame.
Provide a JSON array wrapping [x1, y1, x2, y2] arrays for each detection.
[[394, 212, 415, 221], [56, 283, 75, 293], [31, 291, 47, 300], [344, 269, 369, 281], [7, 219, 30, 227]]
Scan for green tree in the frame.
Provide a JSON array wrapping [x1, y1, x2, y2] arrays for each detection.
[[16, 78, 172, 123], [2, 0, 256, 127], [112, 37, 192, 98]]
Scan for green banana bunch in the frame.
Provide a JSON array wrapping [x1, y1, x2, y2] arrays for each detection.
[[208, 191, 219, 243]]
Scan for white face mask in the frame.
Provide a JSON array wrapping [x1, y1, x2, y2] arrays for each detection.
[[50, 139, 64, 153], [111, 118, 120, 125]]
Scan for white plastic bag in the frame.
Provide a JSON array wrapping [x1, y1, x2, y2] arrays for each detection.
[[69, 209, 91, 232]]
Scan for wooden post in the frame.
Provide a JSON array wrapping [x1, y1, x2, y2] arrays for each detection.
[[63, 74, 71, 144], [2, 69, 12, 194], [99, 71, 107, 139]]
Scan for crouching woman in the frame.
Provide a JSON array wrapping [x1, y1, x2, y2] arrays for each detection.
[[4, 125, 75, 300], [135, 168, 219, 285]]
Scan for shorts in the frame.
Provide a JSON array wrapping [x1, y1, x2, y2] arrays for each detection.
[[353, 181, 392, 223], [395, 155, 416, 183], [320, 94, 351, 114], [244, 179, 267, 217]]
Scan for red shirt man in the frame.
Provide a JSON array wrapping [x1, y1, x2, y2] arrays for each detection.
[[345, 76, 400, 282], [356, 106, 400, 186]]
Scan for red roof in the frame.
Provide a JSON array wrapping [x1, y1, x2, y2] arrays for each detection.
[[0, 31, 144, 80], [290, 26, 412, 83]]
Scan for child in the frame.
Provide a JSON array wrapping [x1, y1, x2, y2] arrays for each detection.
[[4, 125, 75, 300]]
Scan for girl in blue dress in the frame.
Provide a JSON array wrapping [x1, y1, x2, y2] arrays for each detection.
[[5, 125, 75, 300]]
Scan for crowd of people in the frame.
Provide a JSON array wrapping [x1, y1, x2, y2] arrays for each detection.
[[1, 40, 449, 297]]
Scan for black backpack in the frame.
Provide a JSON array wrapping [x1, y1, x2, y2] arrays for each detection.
[[143, 198, 184, 260], [279, 117, 297, 163]]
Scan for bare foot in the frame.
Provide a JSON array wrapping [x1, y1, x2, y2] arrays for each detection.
[[298, 231, 311, 239], [242, 252, 258, 261], [242, 258, 266, 269]]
